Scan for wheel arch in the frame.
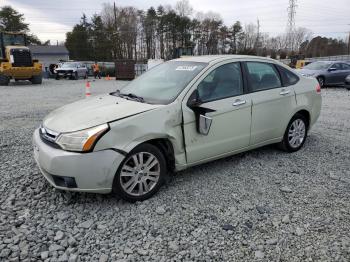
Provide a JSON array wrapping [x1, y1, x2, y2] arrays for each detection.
[[317, 75, 325, 84], [293, 109, 311, 130], [128, 138, 176, 173]]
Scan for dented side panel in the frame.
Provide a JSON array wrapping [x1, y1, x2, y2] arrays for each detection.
[[94, 102, 187, 169]]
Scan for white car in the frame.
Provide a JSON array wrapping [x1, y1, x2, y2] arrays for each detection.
[[33, 55, 322, 202], [55, 62, 88, 80]]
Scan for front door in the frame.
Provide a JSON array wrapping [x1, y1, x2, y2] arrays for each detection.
[[182, 62, 252, 164], [328, 63, 344, 85]]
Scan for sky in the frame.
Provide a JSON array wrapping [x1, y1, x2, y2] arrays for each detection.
[[2, 0, 350, 43]]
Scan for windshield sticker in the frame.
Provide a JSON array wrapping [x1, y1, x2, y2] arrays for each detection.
[[175, 66, 198, 71]]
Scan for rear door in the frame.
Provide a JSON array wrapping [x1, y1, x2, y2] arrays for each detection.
[[243, 61, 297, 145], [182, 62, 252, 164]]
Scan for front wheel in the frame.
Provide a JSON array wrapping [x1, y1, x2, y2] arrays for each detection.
[[317, 76, 325, 88], [31, 74, 42, 84], [279, 114, 308, 152], [113, 143, 166, 202], [0, 74, 10, 86]]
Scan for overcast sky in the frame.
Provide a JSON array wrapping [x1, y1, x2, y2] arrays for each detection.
[[2, 0, 350, 43]]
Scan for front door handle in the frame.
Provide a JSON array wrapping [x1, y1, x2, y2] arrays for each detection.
[[280, 89, 290, 96], [233, 99, 246, 106]]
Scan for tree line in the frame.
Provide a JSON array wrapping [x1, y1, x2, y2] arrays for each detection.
[[1, 4, 348, 61], [66, 0, 349, 61]]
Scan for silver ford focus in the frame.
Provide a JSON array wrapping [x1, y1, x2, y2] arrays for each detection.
[[33, 55, 322, 202]]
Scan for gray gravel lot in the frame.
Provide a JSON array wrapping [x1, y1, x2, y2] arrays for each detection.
[[0, 79, 350, 261]]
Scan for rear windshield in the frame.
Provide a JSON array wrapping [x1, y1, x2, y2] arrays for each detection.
[[119, 61, 207, 104]]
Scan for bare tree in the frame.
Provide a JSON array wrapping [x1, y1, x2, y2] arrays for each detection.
[[175, 0, 193, 17]]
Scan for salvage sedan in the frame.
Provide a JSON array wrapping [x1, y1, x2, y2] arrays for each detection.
[[297, 61, 350, 87], [33, 55, 322, 202], [55, 62, 88, 80]]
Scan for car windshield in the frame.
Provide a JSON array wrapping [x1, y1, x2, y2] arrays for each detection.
[[61, 62, 78, 68], [303, 62, 330, 70], [118, 61, 207, 104]]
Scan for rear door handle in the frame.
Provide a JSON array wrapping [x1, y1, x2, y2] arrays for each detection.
[[280, 89, 290, 96], [233, 99, 246, 106]]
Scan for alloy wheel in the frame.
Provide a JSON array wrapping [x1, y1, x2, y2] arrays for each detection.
[[288, 119, 306, 149], [119, 152, 161, 197]]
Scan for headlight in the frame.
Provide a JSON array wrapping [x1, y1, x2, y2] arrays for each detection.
[[56, 124, 109, 152]]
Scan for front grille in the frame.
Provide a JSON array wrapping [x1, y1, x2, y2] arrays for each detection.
[[57, 70, 73, 74], [39, 127, 61, 149], [11, 49, 33, 67]]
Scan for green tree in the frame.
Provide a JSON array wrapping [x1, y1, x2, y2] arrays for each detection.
[[91, 15, 112, 61], [0, 6, 43, 45], [230, 21, 242, 54], [65, 14, 93, 60], [0, 6, 28, 32]]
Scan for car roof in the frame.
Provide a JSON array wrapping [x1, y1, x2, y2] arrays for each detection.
[[173, 55, 277, 64], [312, 61, 347, 64]]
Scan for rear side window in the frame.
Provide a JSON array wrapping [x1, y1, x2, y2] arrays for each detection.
[[246, 62, 282, 92], [341, 63, 350, 70], [277, 65, 299, 86]]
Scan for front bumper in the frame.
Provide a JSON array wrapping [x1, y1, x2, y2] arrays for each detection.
[[33, 129, 124, 193], [56, 71, 74, 77]]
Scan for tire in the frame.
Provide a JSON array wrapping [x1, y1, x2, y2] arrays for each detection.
[[0, 74, 10, 86], [31, 74, 42, 84], [279, 114, 308, 152], [113, 143, 167, 202], [317, 76, 325, 88]]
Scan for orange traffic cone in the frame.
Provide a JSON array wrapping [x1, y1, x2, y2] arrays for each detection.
[[85, 81, 91, 98]]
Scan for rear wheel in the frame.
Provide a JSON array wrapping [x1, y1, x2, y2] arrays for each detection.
[[317, 76, 325, 88], [31, 74, 42, 84], [279, 114, 308, 152], [113, 143, 166, 202], [0, 74, 10, 86]]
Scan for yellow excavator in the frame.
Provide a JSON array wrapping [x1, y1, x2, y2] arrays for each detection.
[[0, 31, 42, 85]]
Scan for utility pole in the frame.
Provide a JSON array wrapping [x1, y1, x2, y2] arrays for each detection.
[[348, 25, 350, 55], [286, 0, 297, 52], [113, 2, 118, 59], [255, 18, 260, 55], [348, 32, 350, 56]]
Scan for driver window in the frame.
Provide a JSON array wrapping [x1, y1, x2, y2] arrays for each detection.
[[197, 63, 243, 102], [332, 63, 342, 70]]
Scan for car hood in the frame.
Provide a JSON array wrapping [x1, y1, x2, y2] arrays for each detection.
[[296, 68, 323, 76], [43, 94, 162, 133]]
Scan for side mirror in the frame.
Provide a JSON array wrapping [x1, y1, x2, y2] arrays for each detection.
[[198, 114, 213, 135], [328, 67, 337, 72], [187, 89, 214, 136], [187, 89, 202, 108]]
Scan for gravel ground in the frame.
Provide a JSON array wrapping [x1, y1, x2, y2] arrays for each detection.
[[0, 79, 350, 262]]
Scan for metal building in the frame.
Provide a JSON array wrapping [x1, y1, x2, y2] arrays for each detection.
[[29, 45, 69, 72]]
